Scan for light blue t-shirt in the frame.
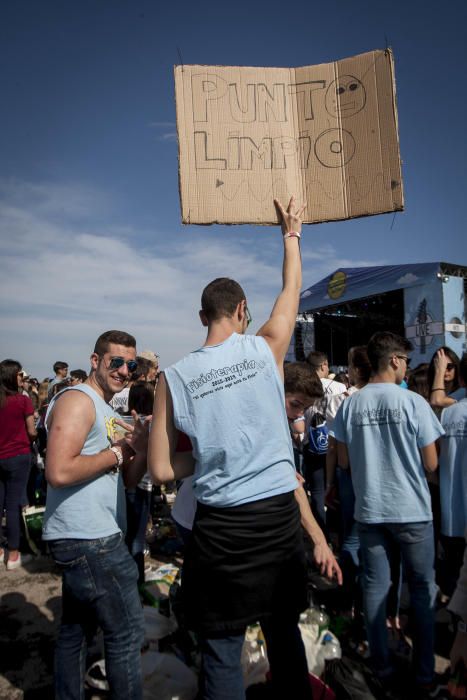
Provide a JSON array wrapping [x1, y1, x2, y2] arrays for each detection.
[[439, 399, 467, 537], [164, 333, 297, 507], [43, 384, 127, 540], [333, 383, 444, 524]]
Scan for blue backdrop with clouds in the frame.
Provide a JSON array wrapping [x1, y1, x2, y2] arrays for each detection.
[[1, 0, 466, 378]]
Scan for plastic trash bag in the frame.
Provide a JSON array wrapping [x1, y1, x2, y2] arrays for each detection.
[[144, 606, 178, 649], [142, 651, 198, 700], [299, 619, 321, 676]]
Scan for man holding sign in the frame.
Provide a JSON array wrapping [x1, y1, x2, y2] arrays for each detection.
[[149, 197, 337, 699]]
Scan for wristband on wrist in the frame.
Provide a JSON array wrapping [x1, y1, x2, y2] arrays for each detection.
[[109, 446, 123, 472], [458, 620, 467, 634], [283, 231, 301, 240], [431, 388, 445, 392]]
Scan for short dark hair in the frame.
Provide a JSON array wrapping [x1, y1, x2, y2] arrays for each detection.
[[94, 330, 136, 356], [53, 380, 70, 396], [306, 350, 328, 368], [407, 364, 430, 401], [348, 345, 372, 384], [367, 332, 412, 372], [201, 278, 246, 322], [70, 369, 87, 382], [128, 381, 155, 415], [284, 362, 323, 401], [53, 361, 68, 373], [0, 359, 22, 408], [131, 357, 153, 382], [459, 353, 467, 386]]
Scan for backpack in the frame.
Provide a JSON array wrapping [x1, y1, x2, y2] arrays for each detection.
[[307, 405, 329, 456]]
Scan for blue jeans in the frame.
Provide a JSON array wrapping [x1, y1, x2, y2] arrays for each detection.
[[358, 521, 437, 685], [199, 613, 309, 700], [0, 453, 31, 550], [303, 452, 327, 535], [336, 467, 360, 567], [48, 532, 145, 700]]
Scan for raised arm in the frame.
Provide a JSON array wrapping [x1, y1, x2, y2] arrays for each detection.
[[257, 196, 305, 373], [148, 373, 195, 484], [430, 349, 456, 408]]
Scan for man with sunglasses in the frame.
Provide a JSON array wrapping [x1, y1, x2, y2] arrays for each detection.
[[149, 197, 323, 700], [43, 330, 149, 700], [333, 331, 445, 699]]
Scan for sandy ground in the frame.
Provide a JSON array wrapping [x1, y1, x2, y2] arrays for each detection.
[[0, 555, 61, 700], [0, 552, 452, 700]]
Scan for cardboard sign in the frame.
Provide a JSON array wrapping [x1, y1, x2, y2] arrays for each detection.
[[175, 50, 403, 225]]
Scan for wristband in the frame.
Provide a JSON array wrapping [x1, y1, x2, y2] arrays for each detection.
[[458, 620, 467, 634], [283, 231, 301, 240], [430, 388, 445, 392], [109, 446, 123, 472]]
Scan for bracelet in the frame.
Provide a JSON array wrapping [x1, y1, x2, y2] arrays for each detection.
[[430, 388, 445, 393], [283, 231, 301, 240], [109, 446, 123, 473]]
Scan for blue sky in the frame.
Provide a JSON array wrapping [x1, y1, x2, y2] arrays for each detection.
[[1, 0, 466, 379]]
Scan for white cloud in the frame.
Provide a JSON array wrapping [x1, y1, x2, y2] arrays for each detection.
[[148, 121, 178, 142], [0, 178, 388, 379], [0, 180, 279, 377], [158, 132, 178, 142]]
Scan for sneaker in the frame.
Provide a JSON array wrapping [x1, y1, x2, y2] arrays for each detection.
[[6, 553, 33, 570]]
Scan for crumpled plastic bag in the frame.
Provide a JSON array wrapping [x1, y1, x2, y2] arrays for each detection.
[[144, 606, 178, 649], [142, 651, 198, 700], [299, 620, 321, 676]]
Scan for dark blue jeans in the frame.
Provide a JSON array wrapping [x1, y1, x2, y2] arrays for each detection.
[[358, 521, 437, 685], [0, 453, 32, 550], [199, 613, 310, 700], [302, 452, 327, 535], [48, 532, 145, 700]]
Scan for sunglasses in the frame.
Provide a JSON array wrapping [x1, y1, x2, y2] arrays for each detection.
[[245, 306, 252, 327], [445, 363, 455, 371], [106, 357, 138, 373], [395, 355, 411, 367]]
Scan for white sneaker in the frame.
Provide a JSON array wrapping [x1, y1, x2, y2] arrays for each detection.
[[6, 553, 33, 570]]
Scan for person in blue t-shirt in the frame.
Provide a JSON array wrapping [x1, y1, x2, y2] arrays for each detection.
[[438, 353, 467, 597], [333, 331, 444, 696], [149, 197, 339, 700]]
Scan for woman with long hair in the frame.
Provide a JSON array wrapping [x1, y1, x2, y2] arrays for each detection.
[[0, 359, 37, 569], [429, 346, 461, 411]]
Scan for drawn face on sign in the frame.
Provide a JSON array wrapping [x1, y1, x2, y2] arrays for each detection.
[[325, 75, 366, 118]]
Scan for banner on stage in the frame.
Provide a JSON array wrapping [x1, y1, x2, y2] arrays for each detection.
[[174, 49, 403, 225]]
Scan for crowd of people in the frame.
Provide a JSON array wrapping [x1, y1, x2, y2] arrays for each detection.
[[0, 196, 466, 700]]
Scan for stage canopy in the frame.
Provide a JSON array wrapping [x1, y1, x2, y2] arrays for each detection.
[[296, 262, 467, 367]]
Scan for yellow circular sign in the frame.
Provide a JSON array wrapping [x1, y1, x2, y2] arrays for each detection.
[[328, 271, 347, 299]]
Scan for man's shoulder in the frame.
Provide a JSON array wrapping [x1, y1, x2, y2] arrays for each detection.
[[47, 385, 96, 421], [442, 398, 467, 422], [321, 378, 347, 395]]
